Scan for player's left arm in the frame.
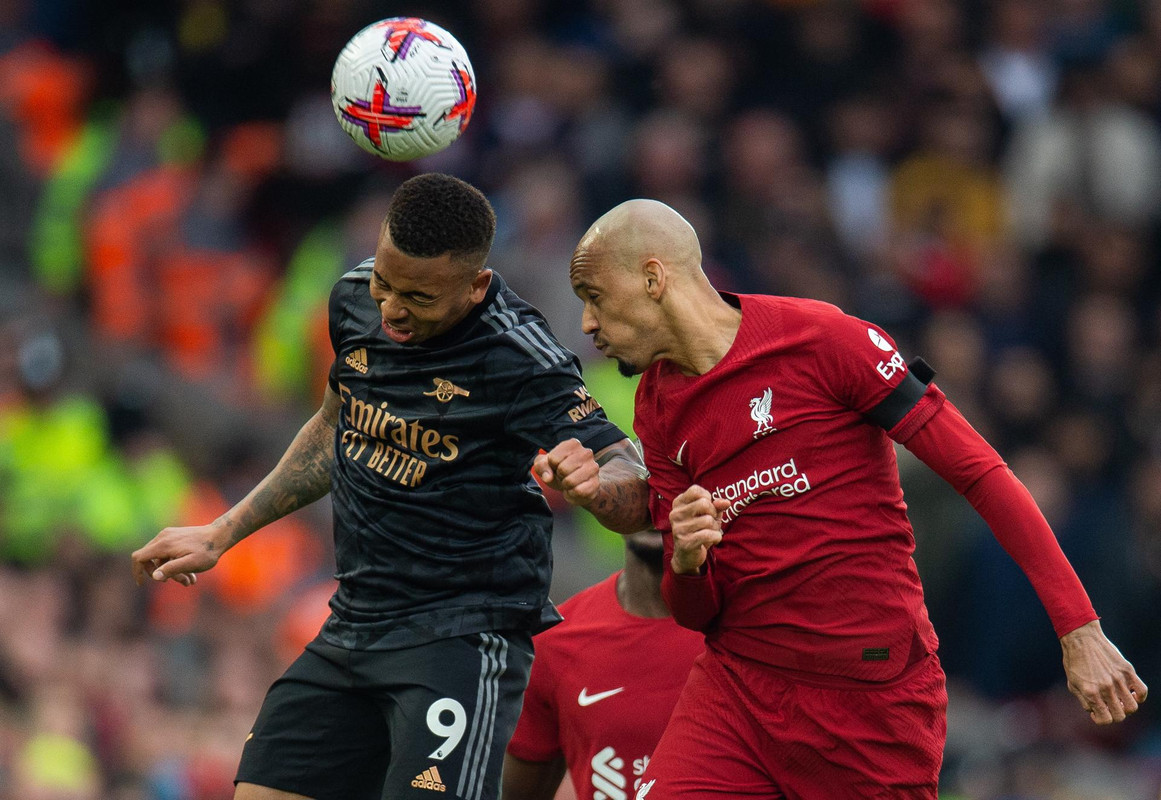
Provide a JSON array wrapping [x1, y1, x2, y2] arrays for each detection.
[[535, 437, 652, 534], [899, 397, 1148, 725], [814, 310, 1146, 724]]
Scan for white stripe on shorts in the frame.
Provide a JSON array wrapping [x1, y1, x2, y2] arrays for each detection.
[[457, 633, 509, 800]]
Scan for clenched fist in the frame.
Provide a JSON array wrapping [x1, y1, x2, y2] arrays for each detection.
[[669, 485, 730, 575], [534, 438, 601, 507]]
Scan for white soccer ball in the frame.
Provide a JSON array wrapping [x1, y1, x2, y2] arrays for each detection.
[[330, 18, 477, 161]]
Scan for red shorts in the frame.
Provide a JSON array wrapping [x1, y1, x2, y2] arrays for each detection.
[[640, 647, 947, 799]]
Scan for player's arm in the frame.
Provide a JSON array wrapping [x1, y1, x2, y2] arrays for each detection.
[[660, 485, 727, 630], [501, 753, 568, 800], [535, 438, 652, 534], [898, 395, 1148, 724], [131, 384, 342, 585]]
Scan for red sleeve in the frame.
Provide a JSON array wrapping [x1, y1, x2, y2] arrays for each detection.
[[814, 310, 920, 415], [660, 535, 722, 632], [505, 645, 561, 762], [898, 396, 1098, 638]]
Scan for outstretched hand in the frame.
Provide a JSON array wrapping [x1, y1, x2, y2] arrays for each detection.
[[1060, 620, 1148, 725], [669, 485, 730, 575], [130, 524, 227, 587]]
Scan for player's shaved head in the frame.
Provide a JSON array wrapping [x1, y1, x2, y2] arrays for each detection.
[[572, 198, 735, 378], [572, 199, 701, 280]]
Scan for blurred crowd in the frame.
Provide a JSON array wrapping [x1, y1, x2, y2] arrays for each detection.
[[2, 0, 1161, 797]]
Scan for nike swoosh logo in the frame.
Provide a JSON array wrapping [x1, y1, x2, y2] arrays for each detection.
[[577, 687, 624, 706], [669, 440, 688, 466]]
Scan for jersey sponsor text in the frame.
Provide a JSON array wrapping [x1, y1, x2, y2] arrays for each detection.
[[710, 457, 813, 525], [568, 386, 603, 422]]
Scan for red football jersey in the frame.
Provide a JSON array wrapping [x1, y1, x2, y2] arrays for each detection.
[[635, 294, 944, 682], [507, 572, 703, 800]]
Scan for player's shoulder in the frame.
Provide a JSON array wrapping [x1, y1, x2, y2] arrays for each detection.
[[337, 256, 375, 284], [477, 276, 578, 372], [328, 257, 378, 340], [751, 294, 876, 348], [330, 256, 374, 303], [751, 293, 848, 325]]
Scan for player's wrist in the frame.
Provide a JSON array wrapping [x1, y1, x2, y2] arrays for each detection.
[[209, 515, 248, 554], [670, 554, 705, 576]]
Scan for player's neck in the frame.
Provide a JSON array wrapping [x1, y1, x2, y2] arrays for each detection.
[[616, 555, 669, 619], [665, 288, 742, 376]]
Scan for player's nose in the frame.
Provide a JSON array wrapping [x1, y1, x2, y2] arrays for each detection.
[[377, 294, 409, 322], [580, 305, 598, 334]]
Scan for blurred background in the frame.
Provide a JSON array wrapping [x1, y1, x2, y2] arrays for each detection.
[[1, 0, 1160, 797]]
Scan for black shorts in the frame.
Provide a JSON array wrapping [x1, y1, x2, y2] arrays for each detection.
[[236, 630, 534, 800]]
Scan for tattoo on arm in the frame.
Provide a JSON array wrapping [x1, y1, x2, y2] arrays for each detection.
[[589, 439, 653, 534], [215, 387, 340, 548]]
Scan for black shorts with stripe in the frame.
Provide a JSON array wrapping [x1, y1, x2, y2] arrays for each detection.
[[236, 631, 533, 800]]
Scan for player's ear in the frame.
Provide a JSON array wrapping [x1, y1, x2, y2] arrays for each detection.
[[469, 269, 493, 302], [642, 258, 665, 300]]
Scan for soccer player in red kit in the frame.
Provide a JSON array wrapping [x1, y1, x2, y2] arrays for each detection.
[[503, 528, 703, 800], [535, 199, 1148, 799]]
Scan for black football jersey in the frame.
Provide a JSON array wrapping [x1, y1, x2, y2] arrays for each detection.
[[321, 262, 625, 650]]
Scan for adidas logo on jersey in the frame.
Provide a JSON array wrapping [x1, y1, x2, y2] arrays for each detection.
[[345, 348, 369, 374], [411, 766, 447, 792]]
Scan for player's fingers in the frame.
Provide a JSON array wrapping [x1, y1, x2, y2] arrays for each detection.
[[1077, 683, 1115, 725], [532, 453, 552, 482], [1100, 683, 1128, 723], [673, 512, 720, 536], [675, 527, 722, 550], [557, 455, 598, 490], [1075, 687, 1108, 724], [562, 476, 601, 505], [1130, 675, 1148, 704], [693, 529, 723, 547], [544, 438, 583, 469], [130, 554, 148, 586], [153, 554, 207, 582], [1117, 681, 1140, 715], [674, 485, 712, 505], [712, 498, 731, 512], [674, 496, 719, 521]]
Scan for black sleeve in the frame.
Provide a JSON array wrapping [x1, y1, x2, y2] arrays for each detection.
[[504, 357, 627, 454], [326, 279, 347, 393]]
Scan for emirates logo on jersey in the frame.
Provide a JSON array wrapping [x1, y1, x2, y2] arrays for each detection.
[[749, 387, 776, 439]]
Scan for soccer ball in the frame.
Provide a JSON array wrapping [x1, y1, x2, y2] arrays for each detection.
[[331, 18, 477, 161]]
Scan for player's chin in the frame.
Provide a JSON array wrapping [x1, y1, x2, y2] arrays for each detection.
[[615, 357, 642, 377]]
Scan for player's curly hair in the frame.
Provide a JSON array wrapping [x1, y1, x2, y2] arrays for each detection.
[[385, 173, 496, 267]]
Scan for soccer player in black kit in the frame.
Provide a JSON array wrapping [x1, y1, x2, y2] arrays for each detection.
[[130, 174, 648, 800]]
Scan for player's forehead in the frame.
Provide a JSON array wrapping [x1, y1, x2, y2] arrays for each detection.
[[568, 241, 612, 291], [375, 230, 458, 293]]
